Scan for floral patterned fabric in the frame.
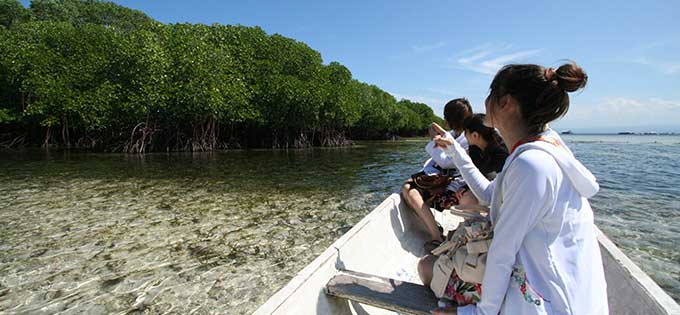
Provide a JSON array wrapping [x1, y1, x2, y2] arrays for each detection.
[[510, 265, 546, 306], [431, 190, 459, 211], [443, 272, 482, 306], [441, 266, 546, 308]]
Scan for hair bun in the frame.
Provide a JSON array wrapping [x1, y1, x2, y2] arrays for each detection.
[[555, 62, 587, 92]]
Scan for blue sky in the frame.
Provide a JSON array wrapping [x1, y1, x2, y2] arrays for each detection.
[[22, 0, 680, 132]]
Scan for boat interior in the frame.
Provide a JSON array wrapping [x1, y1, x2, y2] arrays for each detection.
[[254, 193, 680, 315]]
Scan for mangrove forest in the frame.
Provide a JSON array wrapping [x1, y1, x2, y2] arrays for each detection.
[[0, 0, 444, 152]]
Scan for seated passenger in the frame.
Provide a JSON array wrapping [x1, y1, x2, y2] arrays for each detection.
[[417, 185, 483, 306], [401, 98, 473, 246], [429, 62, 607, 315], [464, 114, 509, 179]]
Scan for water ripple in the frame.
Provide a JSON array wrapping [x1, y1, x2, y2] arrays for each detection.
[[0, 134, 678, 313]]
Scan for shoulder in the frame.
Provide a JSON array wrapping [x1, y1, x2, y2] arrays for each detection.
[[507, 149, 559, 180], [502, 149, 560, 202], [453, 131, 464, 141], [489, 145, 509, 158], [468, 145, 483, 155]]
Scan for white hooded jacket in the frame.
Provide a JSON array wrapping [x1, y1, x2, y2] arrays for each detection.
[[444, 129, 608, 315]]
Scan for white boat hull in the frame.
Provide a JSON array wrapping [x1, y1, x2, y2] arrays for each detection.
[[254, 194, 679, 315]]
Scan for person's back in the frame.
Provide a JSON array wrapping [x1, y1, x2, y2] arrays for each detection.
[[493, 132, 607, 314]]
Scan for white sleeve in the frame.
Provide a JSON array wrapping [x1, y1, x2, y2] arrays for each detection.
[[474, 152, 556, 315], [425, 132, 457, 169], [441, 137, 494, 205], [457, 305, 476, 315], [421, 158, 440, 175], [456, 131, 469, 150]]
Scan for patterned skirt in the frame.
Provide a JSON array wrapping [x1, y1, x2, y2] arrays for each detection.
[[443, 272, 482, 306]]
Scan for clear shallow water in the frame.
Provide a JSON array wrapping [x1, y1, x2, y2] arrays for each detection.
[[566, 135, 680, 303], [0, 135, 678, 314]]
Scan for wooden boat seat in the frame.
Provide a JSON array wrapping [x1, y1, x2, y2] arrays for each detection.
[[325, 270, 455, 315]]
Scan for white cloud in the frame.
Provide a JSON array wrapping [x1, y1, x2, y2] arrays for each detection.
[[598, 97, 680, 115], [557, 97, 680, 129], [388, 41, 446, 61], [628, 57, 680, 75], [457, 50, 492, 64], [448, 43, 543, 75], [618, 41, 680, 75], [412, 41, 446, 53]]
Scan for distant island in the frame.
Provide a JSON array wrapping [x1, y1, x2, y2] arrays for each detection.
[[617, 131, 679, 135], [559, 130, 679, 136]]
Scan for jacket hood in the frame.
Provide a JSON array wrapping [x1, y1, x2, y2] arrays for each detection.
[[518, 129, 599, 198]]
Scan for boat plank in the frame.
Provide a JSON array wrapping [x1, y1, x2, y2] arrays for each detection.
[[325, 270, 450, 315]]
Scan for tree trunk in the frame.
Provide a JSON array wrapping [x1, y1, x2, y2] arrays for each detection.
[[62, 115, 71, 148], [42, 126, 51, 149]]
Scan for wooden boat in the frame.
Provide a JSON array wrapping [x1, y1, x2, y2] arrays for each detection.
[[254, 193, 680, 314]]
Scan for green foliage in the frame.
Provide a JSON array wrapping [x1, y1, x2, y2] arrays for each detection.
[[0, 108, 14, 123], [0, 0, 27, 28], [5, 21, 119, 131], [30, 0, 157, 30], [396, 99, 444, 132], [164, 23, 249, 121], [0, 0, 445, 151], [354, 84, 399, 135], [111, 28, 169, 127]]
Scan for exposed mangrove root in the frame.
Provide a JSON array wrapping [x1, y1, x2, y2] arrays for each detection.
[[320, 129, 352, 147], [0, 124, 367, 152], [0, 135, 25, 149], [186, 118, 218, 152], [42, 126, 52, 149], [293, 132, 311, 149], [124, 121, 158, 153], [61, 116, 70, 148], [75, 134, 98, 149]]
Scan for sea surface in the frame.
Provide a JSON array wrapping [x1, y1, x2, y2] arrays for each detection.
[[0, 134, 678, 314]]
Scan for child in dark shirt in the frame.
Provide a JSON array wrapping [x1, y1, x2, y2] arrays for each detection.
[[463, 114, 508, 178]]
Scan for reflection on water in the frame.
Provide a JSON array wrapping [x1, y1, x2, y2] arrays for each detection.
[[0, 135, 678, 314]]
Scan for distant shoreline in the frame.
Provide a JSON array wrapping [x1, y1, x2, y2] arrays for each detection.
[[559, 132, 679, 136]]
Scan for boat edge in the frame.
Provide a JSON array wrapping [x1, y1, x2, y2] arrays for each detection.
[[252, 194, 680, 314], [596, 227, 680, 314], [252, 193, 402, 315]]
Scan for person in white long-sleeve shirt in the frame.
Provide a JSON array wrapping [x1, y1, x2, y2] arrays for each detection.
[[421, 130, 468, 175], [427, 62, 608, 315], [402, 98, 473, 245]]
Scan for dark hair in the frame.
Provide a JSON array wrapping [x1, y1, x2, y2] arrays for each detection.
[[463, 114, 504, 150], [443, 98, 473, 132], [488, 62, 587, 134]]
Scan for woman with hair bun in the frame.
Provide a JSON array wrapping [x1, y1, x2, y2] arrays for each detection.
[[430, 62, 608, 314]]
